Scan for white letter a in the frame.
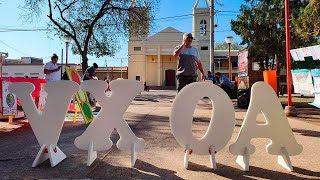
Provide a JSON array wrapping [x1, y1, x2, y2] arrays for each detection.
[[229, 82, 302, 171]]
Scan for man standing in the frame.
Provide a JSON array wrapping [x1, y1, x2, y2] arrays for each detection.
[[82, 63, 99, 81], [173, 33, 205, 92], [44, 54, 61, 82], [215, 72, 232, 95]]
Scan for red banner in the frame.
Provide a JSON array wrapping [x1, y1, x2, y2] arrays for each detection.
[[0, 77, 47, 99]]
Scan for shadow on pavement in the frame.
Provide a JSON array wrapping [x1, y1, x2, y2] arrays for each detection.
[[292, 128, 320, 138], [134, 97, 160, 102], [86, 159, 183, 179], [293, 166, 320, 178], [187, 162, 319, 180], [296, 108, 320, 123], [297, 108, 320, 115], [135, 94, 176, 103]]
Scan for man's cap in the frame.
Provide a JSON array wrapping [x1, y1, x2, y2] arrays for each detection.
[[183, 32, 194, 40]]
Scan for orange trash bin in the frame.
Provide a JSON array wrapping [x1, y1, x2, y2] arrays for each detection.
[[263, 70, 277, 93]]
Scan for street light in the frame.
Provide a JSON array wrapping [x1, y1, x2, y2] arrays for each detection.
[[64, 35, 72, 65], [225, 36, 233, 80]]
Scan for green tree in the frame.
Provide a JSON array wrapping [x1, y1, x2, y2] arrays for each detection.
[[21, 0, 158, 72], [231, 0, 309, 70], [214, 42, 243, 50], [295, 0, 320, 42]]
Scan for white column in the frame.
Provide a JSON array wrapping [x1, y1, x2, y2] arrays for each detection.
[[157, 46, 161, 86]]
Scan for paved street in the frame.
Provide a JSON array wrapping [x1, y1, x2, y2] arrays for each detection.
[[0, 90, 319, 179]]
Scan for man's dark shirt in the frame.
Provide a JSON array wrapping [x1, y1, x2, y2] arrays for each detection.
[[82, 66, 95, 81]]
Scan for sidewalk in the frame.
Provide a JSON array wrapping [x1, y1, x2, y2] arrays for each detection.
[[0, 90, 319, 179]]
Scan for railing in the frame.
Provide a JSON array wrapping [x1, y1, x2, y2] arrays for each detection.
[[215, 67, 238, 71]]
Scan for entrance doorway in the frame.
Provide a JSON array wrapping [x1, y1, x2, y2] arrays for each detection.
[[165, 69, 176, 86]]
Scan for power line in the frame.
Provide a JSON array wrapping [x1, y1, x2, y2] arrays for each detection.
[[217, 14, 239, 16], [0, 8, 237, 59], [0, 9, 240, 32], [153, 11, 239, 21], [0, 26, 234, 34], [0, 28, 51, 32], [0, 40, 32, 56], [216, 10, 239, 13]]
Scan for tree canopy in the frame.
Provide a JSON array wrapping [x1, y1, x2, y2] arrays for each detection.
[[214, 42, 243, 50], [21, 0, 158, 71], [231, 0, 310, 70], [295, 0, 320, 42]]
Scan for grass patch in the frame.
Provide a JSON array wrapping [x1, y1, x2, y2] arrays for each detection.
[[279, 96, 314, 108], [279, 96, 314, 103]]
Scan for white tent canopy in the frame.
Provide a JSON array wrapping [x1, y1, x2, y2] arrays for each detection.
[[290, 45, 320, 61]]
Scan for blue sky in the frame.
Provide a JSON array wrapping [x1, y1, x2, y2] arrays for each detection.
[[0, 0, 244, 67]]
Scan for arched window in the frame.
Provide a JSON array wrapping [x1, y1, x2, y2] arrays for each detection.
[[200, 20, 207, 25], [200, 20, 207, 36]]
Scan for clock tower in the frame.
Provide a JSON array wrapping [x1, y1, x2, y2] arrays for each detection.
[[129, 0, 149, 41], [192, 0, 211, 75]]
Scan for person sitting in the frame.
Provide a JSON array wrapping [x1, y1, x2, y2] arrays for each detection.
[[206, 71, 216, 84], [215, 72, 232, 95], [82, 63, 99, 106], [82, 63, 98, 81]]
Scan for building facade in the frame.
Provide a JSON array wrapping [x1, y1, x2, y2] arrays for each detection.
[[3, 64, 45, 78], [128, 0, 239, 87], [3, 57, 46, 78], [2, 57, 128, 80], [77, 67, 128, 81]]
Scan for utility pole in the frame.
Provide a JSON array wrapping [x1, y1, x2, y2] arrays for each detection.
[[120, 58, 123, 79], [112, 57, 127, 79], [276, 54, 280, 97], [210, 0, 215, 73], [105, 59, 109, 80]]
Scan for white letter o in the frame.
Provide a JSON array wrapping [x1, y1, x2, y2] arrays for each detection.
[[170, 82, 235, 155]]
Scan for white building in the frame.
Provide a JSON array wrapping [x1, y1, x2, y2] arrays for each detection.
[[2, 57, 79, 79], [3, 64, 45, 78]]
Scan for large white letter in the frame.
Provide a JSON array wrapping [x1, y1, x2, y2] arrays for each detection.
[[74, 80, 144, 167], [170, 82, 235, 169], [229, 82, 303, 171], [9, 81, 79, 167]]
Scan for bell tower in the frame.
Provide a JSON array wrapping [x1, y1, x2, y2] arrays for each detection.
[[128, 0, 150, 41], [192, 0, 211, 74]]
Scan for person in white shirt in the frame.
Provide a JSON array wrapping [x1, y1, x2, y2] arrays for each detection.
[[44, 54, 61, 82]]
